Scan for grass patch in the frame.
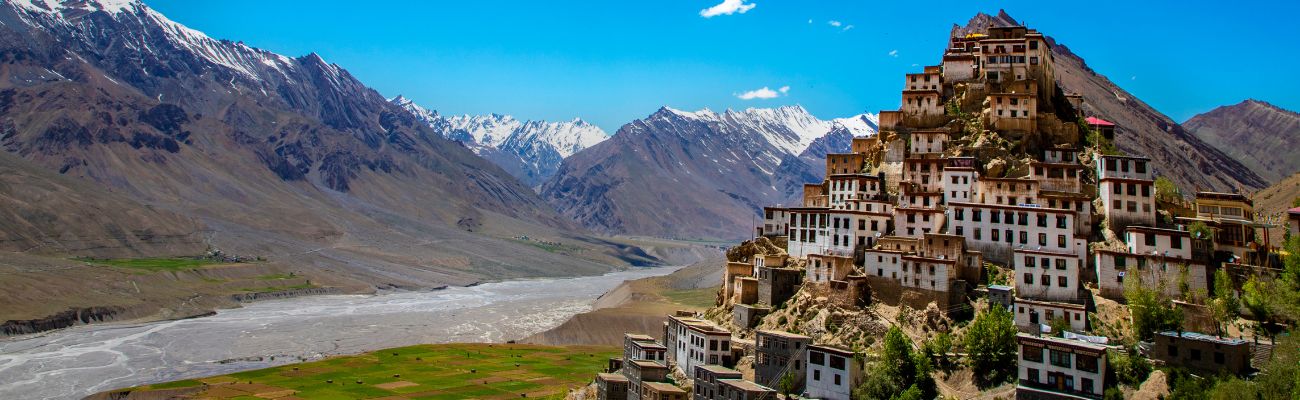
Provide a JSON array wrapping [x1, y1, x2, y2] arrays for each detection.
[[145, 379, 203, 390], [110, 343, 616, 399], [76, 257, 226, 272], [663, 288, 718, 308]]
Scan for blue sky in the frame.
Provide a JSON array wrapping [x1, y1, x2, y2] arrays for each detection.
[[148, 0, 1300, 133]]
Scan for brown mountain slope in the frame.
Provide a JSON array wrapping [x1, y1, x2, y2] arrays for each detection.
[[962, 11, 1269, 194], [0, 1, 655, 291], [0, 150, 204, 257], [1183, 100, 1300, 184], [1251, 172, 1300, 244]]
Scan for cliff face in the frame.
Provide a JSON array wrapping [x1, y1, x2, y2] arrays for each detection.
[[1183, 100, 1300, 184], [960, 11, 1268, 194]]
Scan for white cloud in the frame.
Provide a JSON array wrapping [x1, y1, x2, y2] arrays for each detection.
[[700, 0, 756, 18], [807, 19, 813, 24], [889, 49, 899, 57], [827, 20, 842, 27], [736, 86, 788, 100], [842, 24, 854, 31]]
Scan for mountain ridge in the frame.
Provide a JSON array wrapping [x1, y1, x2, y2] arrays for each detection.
[[1182, 99, 1300, 184], [540, 104, 877, 240], [390, 96, 609, 186]]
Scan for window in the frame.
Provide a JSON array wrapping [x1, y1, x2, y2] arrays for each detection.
[[1116, 256, 1127, 269], [1113, 184, 1122, 195], [1037, 214, 1048, 227], [1113, 199, 1122, 210], [1056, 216, 1067, 229], [1191, 348, 1202, 361], [973, 210, 983, 222], [810, 351, 825, 365], [1006, 229, 1014, 243], [1128, 183, 1137, 196], [1020, 231, 1028, 244], [1214, 352, 1224, 364], [1026, 256, 1037, 268], [992, 212, 1001, 224], [955, 208, 964, 220], [1145, 233, 1156, 246], [1058, 235, 1067, 248], [1082, 378, 1095, 394], [1049, 350, 1072, 367], [813, 369, 821, 381], [834, 374, 841, 385], [1027, 368, 1040, 383], [1024, 273, 1033, 285], [830, 355, 845, 370], [1022, 345, 1043, 362], [1167, 345, 1178, 357], [992, 229, 1001, 242], [1058, 276, 1068, 288], [1171, 237, 1183, 249], [1056, 259, 1066, 270], [1142, 185, 1151, 197], [1039, 233, 1048, 246], [1019, 213, 1029, 226]]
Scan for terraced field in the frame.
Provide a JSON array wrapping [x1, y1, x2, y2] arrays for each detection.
[[98, 343, 616, 400]]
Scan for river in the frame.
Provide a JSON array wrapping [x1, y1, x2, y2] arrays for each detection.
[[0, 266, 679, 400]]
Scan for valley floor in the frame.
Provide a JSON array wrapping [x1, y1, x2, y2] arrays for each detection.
[[88, 343, 615, 400]]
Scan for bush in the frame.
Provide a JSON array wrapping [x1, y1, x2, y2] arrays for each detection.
[[962, 306, 1017, 387], [1107, 348, 1151, 386], [1125, 274, 1183, 341], [854, 327, 936, 400]]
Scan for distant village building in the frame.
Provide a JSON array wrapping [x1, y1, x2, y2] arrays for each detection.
[[1085, 117, 1115, 140], [691, 365, 742, 400], [716, 379, 776, 400], [1149, 331, 1252, 376], [624, 333, 667, 364], [754, 330, 812, 389], [1096, 155, 1156, 231], [596, 373, 629, 400], [1016, 333, 1107, 400], [1095, 226, 1208, 300], [664, 314, 733, 376], [1183, 192, 1257, 258], [804, 345, 861, 400], [641, 382, 688, 400], [623, 360, 670, 400], [1290, 207, 1300, 238]]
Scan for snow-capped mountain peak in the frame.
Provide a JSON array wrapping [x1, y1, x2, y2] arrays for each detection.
[[389, 97, 609, 186], [660, 104, 877, 157]]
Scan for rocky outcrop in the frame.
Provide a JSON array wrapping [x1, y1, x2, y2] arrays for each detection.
[[0, 306, 134, 336], [961, 10, 1268, 194], [228, 287, 341, 302], [1183, 100, 1300, 184]]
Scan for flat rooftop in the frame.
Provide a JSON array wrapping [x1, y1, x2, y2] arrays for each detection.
[[597, 373, 628, 382], [642, 382, 687, 393], [1158, 331, 1248, 346], [719, 379, 776, 392]]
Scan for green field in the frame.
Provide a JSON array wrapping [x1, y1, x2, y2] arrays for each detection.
[[663, 287, 719, 308], [76, 257, 227, 272], [110, 343, 616, 399]]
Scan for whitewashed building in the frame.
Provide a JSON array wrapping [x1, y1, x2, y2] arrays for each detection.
[[1096, 155, 1156, 231], [1094, 226, 1208, 300], [1017, 333, 1107, 399], [804, 345, 861, 400]]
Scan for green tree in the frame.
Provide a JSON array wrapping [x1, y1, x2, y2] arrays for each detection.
[[1107, 347, 1152, 386], [1209, 268, 1240, 336], [854, 326, 937, 400], [962, 306, 1017, 387], [1125, 274, 1184, 340], [1154, 176, 1181, 203], [925, 332, 954, 370], [778, 371, 799, 397]]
